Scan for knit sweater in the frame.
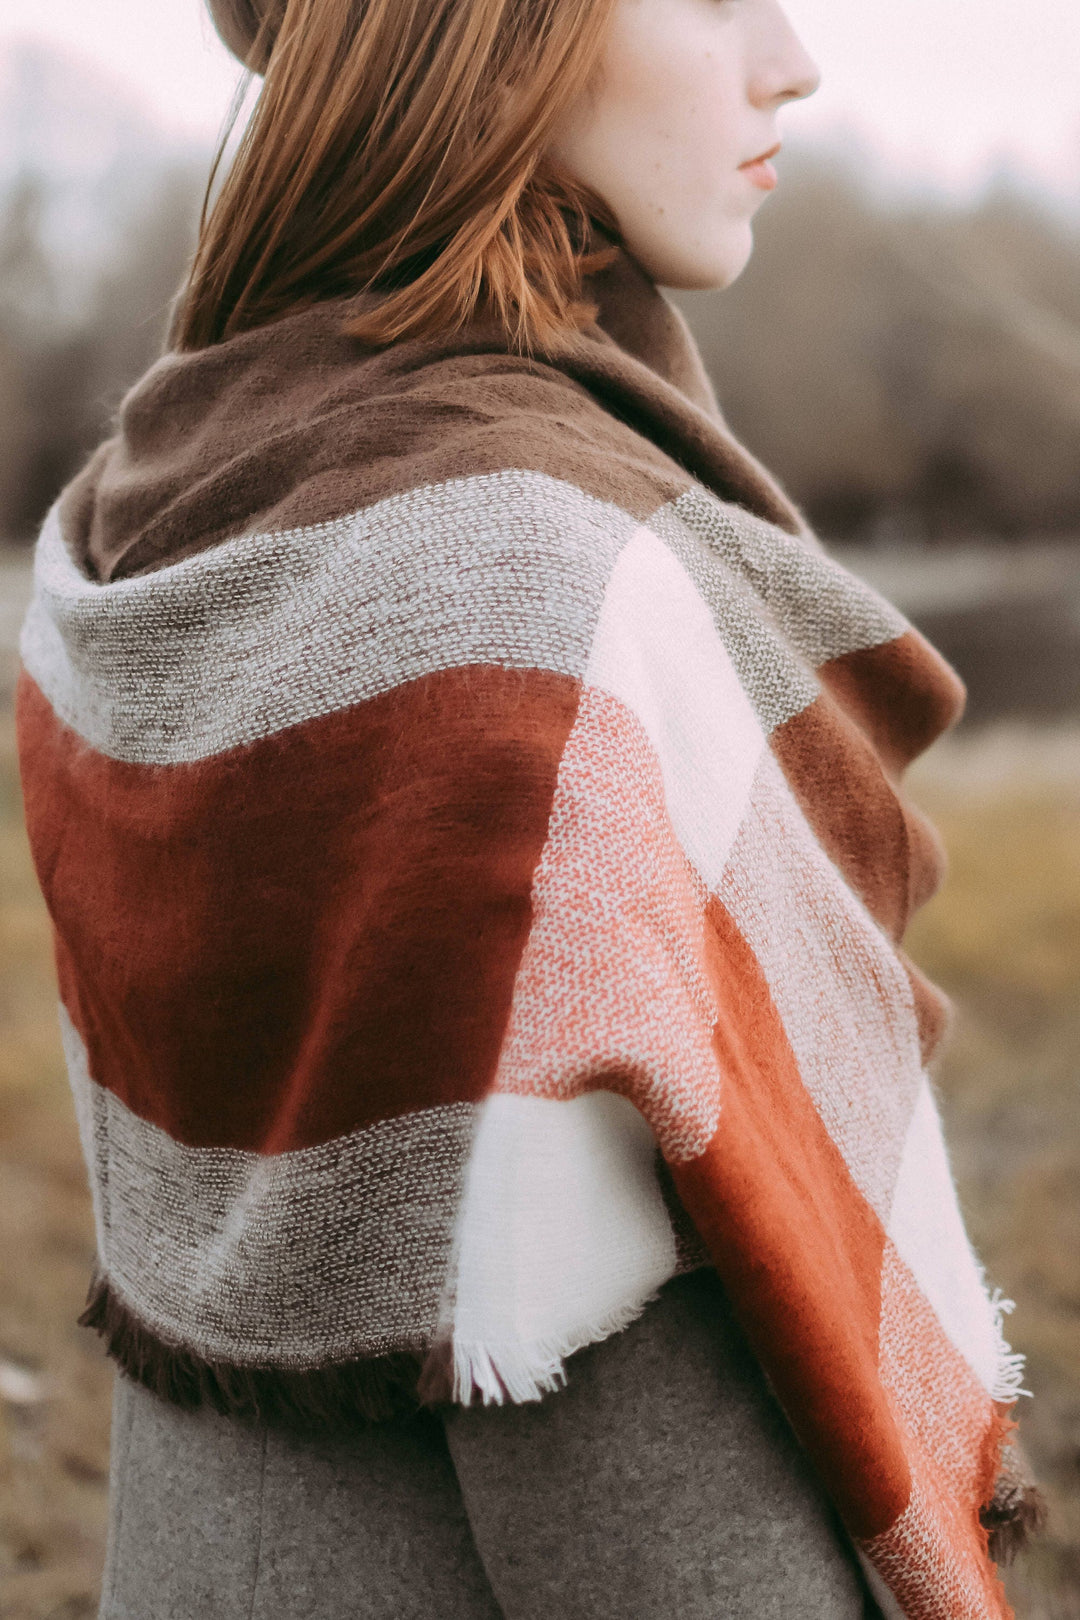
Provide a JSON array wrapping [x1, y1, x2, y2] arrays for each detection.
[[17, 241, 1037, 1619]]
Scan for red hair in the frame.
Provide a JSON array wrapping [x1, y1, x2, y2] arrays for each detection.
[[174, 0, 621, 353]]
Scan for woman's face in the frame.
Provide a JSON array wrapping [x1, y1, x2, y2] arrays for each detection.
[[548, 0, 821, 290]]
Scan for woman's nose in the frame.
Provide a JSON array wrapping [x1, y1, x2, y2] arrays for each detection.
[[754, 1, 823, 107], [783, 41, 823, 104]]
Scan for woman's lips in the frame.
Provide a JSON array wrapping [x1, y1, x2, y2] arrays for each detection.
[[740, 157, 778, 190], [739, 143, 781, 191]]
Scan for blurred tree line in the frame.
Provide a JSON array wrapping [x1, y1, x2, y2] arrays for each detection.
[[675, 150, 1080, 545], [1, 140, 1078, 546], [0, 162, 203, 542]]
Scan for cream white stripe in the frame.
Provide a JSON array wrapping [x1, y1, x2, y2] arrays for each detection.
[[583, 524, 766, 893], [887, 1078, 1020, 1399], [444, 1090, 679, 1404]]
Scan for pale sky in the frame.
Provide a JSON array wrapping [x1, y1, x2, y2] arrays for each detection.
[[2, 0, 1079, 209]]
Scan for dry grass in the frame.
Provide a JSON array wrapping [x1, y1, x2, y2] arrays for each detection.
[[906, 726, 1080, 1619], [0, 696, 1077, 1617], [0, 713, 112, 1620]]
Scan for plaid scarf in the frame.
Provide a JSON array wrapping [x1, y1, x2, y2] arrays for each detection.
[[16, 242, 1039, 1617]]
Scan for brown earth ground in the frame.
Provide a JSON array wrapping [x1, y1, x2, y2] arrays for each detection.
[[1, 547, 1078, 1618]]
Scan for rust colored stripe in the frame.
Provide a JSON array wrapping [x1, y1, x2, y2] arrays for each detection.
[[772, 693, 950, 942], [821, 629, 966, 778], [17, 666, 579, 1151], [671, 896, 910, 1541]]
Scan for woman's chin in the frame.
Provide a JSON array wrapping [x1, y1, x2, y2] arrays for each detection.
[[628, 223, 756, 293]]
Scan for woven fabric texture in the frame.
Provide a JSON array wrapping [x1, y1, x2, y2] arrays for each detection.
[[16, 240, 1034, 1619]]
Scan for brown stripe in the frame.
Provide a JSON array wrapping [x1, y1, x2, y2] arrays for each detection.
[[772, 693, 950, 942], [819, 629, 966, 778], [71, 246, 804, 586], [66, 339, 693, 583], [900, 951, 955, 1067], [17, 665, 579, 1150], [672, 896, 910, 1542]]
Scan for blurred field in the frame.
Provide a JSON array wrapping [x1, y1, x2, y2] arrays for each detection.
[[1, 565, 1078, 1616], [0, 706, 112, 1620], [905, 728, 1080, 1618]]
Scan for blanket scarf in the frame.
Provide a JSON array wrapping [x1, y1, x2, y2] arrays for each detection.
[[16, 239, 1041, 1618]]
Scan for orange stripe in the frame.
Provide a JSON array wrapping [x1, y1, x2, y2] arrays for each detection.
[[671, 896, 910, 1539]]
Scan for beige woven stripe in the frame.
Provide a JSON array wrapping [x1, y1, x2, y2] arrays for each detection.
[[23, 473, 912, 768], [669, 488, 908, 670], [62, 1007, 473, 1365], [23, 471, 636, 765]]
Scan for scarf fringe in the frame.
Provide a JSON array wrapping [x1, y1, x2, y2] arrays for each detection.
[[437, 1288, 665, 1406], [985, 1286, 1032, 1403], [976, 1392, 1048, 1568], [81, 1275, 1048, 1560], [981, 1475, 1049, 1567], [80, 1273, 428, 1432]]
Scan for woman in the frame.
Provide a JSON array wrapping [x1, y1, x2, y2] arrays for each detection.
[[15, 0, 1041, 1615]]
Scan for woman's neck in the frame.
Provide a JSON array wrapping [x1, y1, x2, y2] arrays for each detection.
[[580, 231, 721, 420]]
